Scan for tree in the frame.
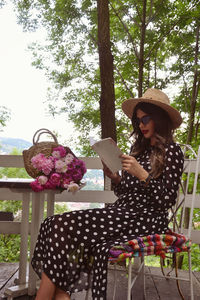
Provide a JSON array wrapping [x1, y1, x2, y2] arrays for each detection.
[[165, 2, 200, 232], [166, 1, 200, 150], [97, 0, 116, 141], [6, 0, 200, 153], [186, 21, 200, 146]]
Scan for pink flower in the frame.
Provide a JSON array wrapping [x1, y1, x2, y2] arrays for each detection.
[[52, 146, 66, 158], [44, 181, 56, 190], [63, 172, 73, 182], [64, 153, 74, 164], [49, 173, 61, 186], [29, 146, 86, 192], [55, 159, 68, 173], [31, 153, 46, 171], [67, 182, 80, 194], [41, 158, 54, 175], [79, 160, 87, 174], [30, 179, 45, 192], [38, 175, 48, 185], [72, 169, 83, 182], [61, 178, 71, 189]]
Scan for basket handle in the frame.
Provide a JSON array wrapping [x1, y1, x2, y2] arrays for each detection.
[[33, 128, 58, 145]]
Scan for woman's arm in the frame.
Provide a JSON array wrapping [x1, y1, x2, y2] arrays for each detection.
[[102, 161, 121, 184], [121, 154, 150, 183], [145, 143, 184, 209]]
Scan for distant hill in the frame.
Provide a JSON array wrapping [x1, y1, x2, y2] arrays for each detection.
[[0, 137, 32, 154]]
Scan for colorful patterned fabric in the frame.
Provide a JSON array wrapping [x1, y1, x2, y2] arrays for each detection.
[[109, 230, 191, 262]]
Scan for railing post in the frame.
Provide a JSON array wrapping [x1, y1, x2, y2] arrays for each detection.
[[17, 191, 31, 284], [104, 176, 112, 191], [28, 191, 45, 296], [46, 190, 55, 217]]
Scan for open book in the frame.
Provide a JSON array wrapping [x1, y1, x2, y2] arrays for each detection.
[[90, 137, 123, 173]]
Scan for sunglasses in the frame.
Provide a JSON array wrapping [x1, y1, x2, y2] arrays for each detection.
[[136, 115, 152, 125]]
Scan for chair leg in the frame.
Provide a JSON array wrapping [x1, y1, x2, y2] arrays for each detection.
[[161, 252, 194, 300], [174, 253, 185, 300], [112, 263, 117, 300], [127, 257, 146, 300], [141, 257, 146, 300], [127, 258, 132, 300], [112, 258, 145, 300], [188, 250, 194, 300]]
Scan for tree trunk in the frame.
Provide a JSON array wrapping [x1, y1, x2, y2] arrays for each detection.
[[186, 23, 200, 145], [97, 0, 117, 142], [138, 0, 147, 97]]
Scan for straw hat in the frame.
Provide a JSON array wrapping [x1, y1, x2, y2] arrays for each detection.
[[122, 88, 182, 129]]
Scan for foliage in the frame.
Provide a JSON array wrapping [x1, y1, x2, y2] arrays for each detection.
[[0, 166, 29, 179], [182, 244, 200, 271], [145, 243, 200, 272], [166, 1, 200, 146], [46, 202, 70, 217], [0, 200, 22, 215], [0, 105, 11, 133], [9, 0, 199, 154], [0, 234, 22, 262], [0, 148, 30, 179]]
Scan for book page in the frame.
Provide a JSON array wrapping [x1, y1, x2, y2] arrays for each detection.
[[90, 137, 123, 173]]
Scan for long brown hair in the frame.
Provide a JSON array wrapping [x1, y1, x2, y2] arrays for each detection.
[[131, 102, 174, 178]]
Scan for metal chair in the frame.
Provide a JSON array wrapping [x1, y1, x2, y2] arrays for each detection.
[[109, 145, 200, 300]]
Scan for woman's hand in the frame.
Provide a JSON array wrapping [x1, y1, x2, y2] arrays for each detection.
[[121, 154, 148, 181], [101, 161, 121, 184]]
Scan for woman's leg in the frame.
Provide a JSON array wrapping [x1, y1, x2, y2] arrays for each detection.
[[35, 272, 56, 300], [54, 288, 71, 300]]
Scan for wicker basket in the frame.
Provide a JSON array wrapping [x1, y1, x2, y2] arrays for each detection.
[[23, 128, 73, 178]]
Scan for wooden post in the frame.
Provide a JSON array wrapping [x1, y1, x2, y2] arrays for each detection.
[[28, 192, 45, 296], [18, 191, 31, 284]]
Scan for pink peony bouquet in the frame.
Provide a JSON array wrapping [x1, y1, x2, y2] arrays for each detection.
[[30, 145, 87, 193]]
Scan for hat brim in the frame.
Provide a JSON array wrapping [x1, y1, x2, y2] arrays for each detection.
[[122, 97, 182, 129]]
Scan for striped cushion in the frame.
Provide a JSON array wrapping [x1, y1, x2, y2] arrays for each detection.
[[109, 230, 191, 262]]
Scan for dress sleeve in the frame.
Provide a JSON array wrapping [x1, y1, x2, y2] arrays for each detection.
[[111, 169, 126, 197], [144, 143, 184, 209], [112, 178, 125, 197]]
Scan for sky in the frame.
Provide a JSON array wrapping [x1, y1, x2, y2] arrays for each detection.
[[0, 2, 75, 144]]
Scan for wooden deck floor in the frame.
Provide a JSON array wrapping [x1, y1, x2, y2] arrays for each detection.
[[0, 262, 200, 299]]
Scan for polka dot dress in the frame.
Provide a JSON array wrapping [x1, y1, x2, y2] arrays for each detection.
[[31, 142, 184, 300]]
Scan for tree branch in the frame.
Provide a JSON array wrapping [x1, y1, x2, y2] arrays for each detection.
[[146, 0, 165, 25], [114, 65, 135, 97], [109, 2, 139, 58], [82, 21, 134, 98], [145, 18, 182, 62], [112, 0, 142, 24]]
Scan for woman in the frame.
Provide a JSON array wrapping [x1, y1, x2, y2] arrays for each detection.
[[32, 88, 184, 300]]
